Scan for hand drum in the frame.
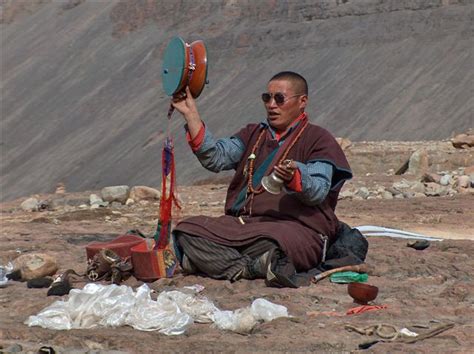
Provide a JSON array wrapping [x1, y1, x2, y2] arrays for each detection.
[[162, 36, 208, 98]]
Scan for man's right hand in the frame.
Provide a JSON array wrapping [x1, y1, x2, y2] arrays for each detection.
[[171, 86, 203, 139], [171, 86, 200, 121]]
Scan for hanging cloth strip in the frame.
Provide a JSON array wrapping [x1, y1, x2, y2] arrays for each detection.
[[154, 136, 181, 250]]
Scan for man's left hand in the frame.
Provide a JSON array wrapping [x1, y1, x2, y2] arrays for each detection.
[[274, 159, 297, 183]]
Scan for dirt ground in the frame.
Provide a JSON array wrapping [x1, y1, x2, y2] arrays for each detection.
[[0, 183, 473, 353]]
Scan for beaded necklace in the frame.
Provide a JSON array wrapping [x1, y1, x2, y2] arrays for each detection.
[[245, 118, 309, 196]]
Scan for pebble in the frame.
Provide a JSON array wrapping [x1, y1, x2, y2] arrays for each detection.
[[439, 174, 452, 186]]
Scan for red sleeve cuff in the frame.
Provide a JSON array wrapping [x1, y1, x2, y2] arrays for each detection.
[[286, 168, 303, 192], [186, 123, 205, 152]]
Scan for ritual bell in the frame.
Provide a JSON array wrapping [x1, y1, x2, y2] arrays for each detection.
[[261, 172, 285, 195]]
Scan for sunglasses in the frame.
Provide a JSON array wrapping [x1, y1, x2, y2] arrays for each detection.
[[261, 92, 304, 105]]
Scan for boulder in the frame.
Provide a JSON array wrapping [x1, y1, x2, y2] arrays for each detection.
[[101, 185, 130, 204], [12, 253, 58, 281], [129, 186, 161, 202], [451, 132, 474, 149], [20, 198, 38, 211], [408, 149, 429, 176]]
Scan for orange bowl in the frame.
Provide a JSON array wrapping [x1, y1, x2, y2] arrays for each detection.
[[348, 282, 378, 305]]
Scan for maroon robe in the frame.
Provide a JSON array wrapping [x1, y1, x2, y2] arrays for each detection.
[[174, 117, 352, 271]]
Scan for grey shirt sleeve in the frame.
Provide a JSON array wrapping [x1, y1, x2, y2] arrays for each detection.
[[193, 128, 245, 172], [284, 161, 334, 206]]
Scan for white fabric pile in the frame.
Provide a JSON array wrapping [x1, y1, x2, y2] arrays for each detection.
[[26, 283, 289, 335]]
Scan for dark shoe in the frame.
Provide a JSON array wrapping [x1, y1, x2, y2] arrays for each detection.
[[181, 254, 198, 274], [242, 249, 274, 280]]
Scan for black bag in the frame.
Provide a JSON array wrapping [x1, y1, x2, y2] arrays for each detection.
[[319, 221, 369, 271]]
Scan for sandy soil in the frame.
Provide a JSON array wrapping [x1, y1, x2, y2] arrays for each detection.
[[0, 185, 473, 353]]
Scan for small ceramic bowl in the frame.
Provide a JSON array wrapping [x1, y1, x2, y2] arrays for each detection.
[[348, 282, 379, 305]]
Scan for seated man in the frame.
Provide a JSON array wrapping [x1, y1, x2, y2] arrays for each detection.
[[171, 71, 352, 287]]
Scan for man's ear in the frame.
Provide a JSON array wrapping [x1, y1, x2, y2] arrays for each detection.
[[299, 95, 308, 110]]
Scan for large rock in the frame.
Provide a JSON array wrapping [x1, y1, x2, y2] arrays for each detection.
[[451, 132, 474, 149], [101, 186, 130, 204], [20, 198, 38, 211], [129, 186, 161, 202], [12, 253, 58, 280], [408, 149, 429, 176]]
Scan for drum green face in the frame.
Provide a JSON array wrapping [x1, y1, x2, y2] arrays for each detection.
[[161, 36, 208, 98], [162, 37, 187, 96]]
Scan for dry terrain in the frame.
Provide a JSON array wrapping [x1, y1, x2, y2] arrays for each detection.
[[1, 171, 473, 352]]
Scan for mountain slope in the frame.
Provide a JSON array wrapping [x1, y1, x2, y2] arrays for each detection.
[[1, 0, 473, 201]]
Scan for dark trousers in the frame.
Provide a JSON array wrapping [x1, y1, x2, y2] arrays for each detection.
[[175, 232, 278, 280]]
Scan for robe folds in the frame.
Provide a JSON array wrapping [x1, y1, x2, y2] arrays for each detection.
[[174, 118, 352, 271]]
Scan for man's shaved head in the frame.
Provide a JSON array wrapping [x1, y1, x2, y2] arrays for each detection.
[[269, 71, 308, 95]]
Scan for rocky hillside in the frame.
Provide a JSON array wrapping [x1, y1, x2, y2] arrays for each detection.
[[1, 0, 473, 201]]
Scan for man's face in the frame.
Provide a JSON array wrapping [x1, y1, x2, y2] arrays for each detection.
[[264, 79, 307, 132]]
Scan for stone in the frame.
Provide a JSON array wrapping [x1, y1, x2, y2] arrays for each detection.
[[12, 253, 58, 281], [382, 191, 394, 199], [451, 132, 474, 149], [90, 193, 103, 204], [392, 180, 411, 191], [101, 185, 130, 204], [338, 189, 354, 199], [424, 183, 447, 197], [356, 187, 370, 199], [421, 172, 441, 184], [457, 175, 470, 189], [129, 186, 161, 201], [439, 174, 452, 186], [409, 181, 426, 194], [125, 198, 135, 205], [20, 197, 38, 211], [413, 192, 426, 198], [386, 186, 402, 196], [408, 149, 429, 176]]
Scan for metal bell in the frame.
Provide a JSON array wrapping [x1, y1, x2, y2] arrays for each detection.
[[261, 172, 285, 195]]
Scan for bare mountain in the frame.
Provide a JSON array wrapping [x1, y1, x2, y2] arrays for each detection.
[[1, 0, 473, 201]]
